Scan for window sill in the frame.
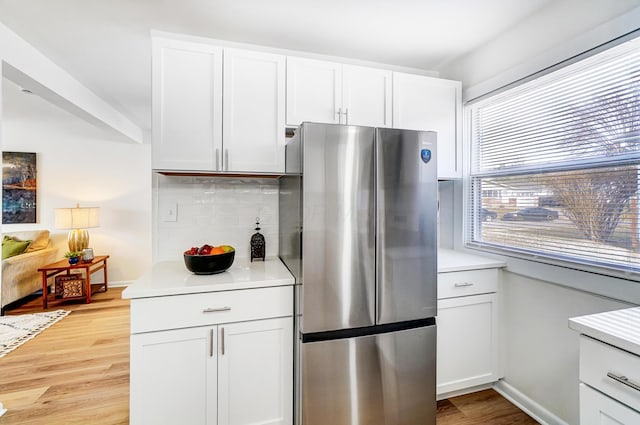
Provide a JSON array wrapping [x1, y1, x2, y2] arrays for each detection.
[[464, 244, 640, 304]]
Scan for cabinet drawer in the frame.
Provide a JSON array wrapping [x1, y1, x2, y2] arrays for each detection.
[[131, 285, 293, 333], [580, 336, 640, 412], [438, 268, 498, 299], [580, 383, 640, 425]]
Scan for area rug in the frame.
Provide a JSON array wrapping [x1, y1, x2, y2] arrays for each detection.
[[0, 310, 70, 358]]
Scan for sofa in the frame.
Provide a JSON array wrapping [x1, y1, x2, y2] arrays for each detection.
[[1, 230, 58, 313]]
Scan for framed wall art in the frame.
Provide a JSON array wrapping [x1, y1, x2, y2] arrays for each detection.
[[2, 151, 37, 224]]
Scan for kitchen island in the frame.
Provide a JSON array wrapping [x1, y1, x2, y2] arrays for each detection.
[[123, 257, 294, 425]]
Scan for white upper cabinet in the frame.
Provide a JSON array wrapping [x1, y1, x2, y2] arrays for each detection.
[[286, 57, 392, 128], [152, 37, 223, 171], [286, 57, 342, 126], [342, 65, 392, 127], [152, 34, 461, 178], [152, 39, 285, 173], [223, 48, 285, 173], [393, 72, 462, 179]]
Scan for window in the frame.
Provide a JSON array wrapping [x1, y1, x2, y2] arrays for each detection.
[[467, 37, 640, 274]]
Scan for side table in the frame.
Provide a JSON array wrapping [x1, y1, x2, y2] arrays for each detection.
[[37, 255, 110, 309]]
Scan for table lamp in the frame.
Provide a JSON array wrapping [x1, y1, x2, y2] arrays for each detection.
[[55, 204, 100, 252]]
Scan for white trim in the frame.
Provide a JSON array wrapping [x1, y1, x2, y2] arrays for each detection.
[[437, 383, 493, 401], [463, 6, 640, 102], [150, 29, 439, 78], [493, 380, 570, 425], [109, 280, 133, 288]]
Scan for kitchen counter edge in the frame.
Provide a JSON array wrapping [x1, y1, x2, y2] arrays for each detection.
[[122, 257, 294, 299], [569, 306, 640, 356], [438, 248, 506, 272]]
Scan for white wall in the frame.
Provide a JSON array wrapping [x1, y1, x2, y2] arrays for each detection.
[[441, 2, 640, 424], [154, 175, 278, 262], [500, 272, 632, 425], [2, 78, 152, 284], [440, 0, 640, 100]]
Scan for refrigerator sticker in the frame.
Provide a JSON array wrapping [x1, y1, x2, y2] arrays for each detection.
[[421, 149, 432, 164]]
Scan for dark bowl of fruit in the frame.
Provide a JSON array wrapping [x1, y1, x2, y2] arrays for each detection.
[[184, 244, 235, 275]]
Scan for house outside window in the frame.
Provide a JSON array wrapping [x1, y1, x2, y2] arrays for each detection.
[[467, 37, 640, 275]]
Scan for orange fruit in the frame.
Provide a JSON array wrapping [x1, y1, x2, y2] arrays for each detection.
[[210, 247, 225, 255]]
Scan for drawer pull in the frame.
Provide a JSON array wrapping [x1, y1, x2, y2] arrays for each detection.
[[607, 372, 640, 392], [202, 306, 232, 313], [454, 282, 474, 287]]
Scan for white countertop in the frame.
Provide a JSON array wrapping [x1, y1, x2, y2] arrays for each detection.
[[569, 307, 640, 356], [122, 257, 294, 299], [438, 249, 506, 272]]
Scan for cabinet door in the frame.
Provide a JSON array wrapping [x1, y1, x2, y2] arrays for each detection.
[[152, 38, 223, 170], [286, 57, 342, 126], [218, 317, 293, 425], [436, 293, 499, 397], [223, 49, 285, 173], [342, 65, 392, 127], [580, 383, 640, 425], [393, 72, 462, 179], [130, 327, 217, 425]]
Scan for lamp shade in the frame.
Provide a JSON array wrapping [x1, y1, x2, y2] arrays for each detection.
[[55, 206, 99, 229], [55, 205, 100, 252]]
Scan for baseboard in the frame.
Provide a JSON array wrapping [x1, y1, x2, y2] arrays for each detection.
[[108, 280, 132, 288], [493, 380, 570, 425], [437, 383, 493, 401]]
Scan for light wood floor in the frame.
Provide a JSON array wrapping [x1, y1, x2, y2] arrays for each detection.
[[0, 288, 539, 424]]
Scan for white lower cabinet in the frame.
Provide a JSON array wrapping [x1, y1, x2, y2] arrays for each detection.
[[580, 383, 640, 424], [131, 326, 217, 425], [436, 268, 500, 397], [129, 287, 293, 425], [218, 319, 293, 425], [577, 335, 640, 424]]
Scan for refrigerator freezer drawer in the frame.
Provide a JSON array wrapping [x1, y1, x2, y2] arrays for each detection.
[[301, 324, 436, 425]]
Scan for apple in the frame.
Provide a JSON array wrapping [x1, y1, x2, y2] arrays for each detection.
[[184, 246, 198, 255], [198, 244, 213, 255]]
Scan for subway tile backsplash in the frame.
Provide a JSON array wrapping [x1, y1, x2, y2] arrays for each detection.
[[154, 175, 279, 261]]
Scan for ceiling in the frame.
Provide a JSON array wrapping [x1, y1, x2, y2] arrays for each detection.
[[0, 0, 556, 132]]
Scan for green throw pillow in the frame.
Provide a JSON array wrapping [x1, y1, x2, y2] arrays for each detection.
[[2, 235, 31, 260]]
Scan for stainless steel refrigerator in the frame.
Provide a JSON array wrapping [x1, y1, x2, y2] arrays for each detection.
[[279, 122, 437, 425]]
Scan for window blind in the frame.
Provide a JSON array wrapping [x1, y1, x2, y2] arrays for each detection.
[[468, 37, 640, 274]]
